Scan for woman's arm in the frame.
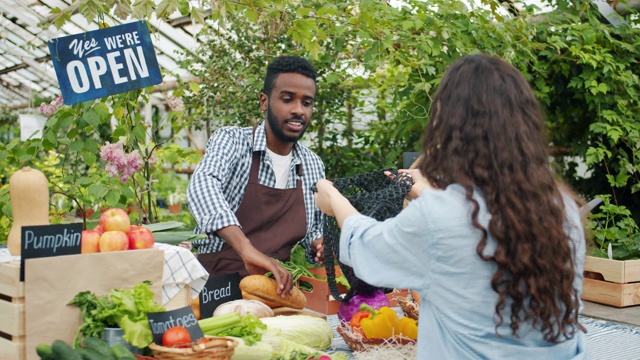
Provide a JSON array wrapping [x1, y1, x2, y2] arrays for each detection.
[[313, 179, 359, 228]]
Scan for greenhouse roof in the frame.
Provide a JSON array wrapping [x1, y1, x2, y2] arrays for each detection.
[[0, 0, 206, 110], [0, 1, 620, 111]]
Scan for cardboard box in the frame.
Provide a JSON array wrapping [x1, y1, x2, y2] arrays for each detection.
[[582, 256, 640, 307]]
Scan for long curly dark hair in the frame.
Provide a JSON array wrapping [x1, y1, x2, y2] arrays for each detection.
[[417, 54, 584, 343]]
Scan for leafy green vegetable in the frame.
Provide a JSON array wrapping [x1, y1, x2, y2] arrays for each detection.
[[335, 275, 350, 290], [199, 313, 266, 346], [68, 281, 165, 348], [260, 315, 334, 350], [215, 314, 267, 346], [263, 330, 330, 360], [226, 337, 274, 360], [268, 245, 320, 284], [234, 329, 347, 360], [273, 244, 351, 291]]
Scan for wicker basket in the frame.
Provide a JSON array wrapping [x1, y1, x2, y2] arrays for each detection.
[[148, 336, 237, 360], [336, 323, 416, 352], [134, 355, 157, 360], [397, 296, 420, 321]]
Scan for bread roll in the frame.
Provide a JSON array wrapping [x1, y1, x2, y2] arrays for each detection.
[[240, 275, 307, 310], [242, 291, 282, 308]]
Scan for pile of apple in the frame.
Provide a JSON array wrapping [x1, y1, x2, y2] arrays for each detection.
[[81, 208, 155, 254]]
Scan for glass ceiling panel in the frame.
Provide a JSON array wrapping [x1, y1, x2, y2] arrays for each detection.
[[0, 0, 207, 108]]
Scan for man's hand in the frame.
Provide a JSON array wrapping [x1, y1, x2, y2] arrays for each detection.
[[217, 226, 294, 297], [312, 238, 324, 264], [241, 246, 294, 297]]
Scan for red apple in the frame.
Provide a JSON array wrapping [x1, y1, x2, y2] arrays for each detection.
[[99, 230, 129, 252], [81, 230, 101, 254], [127, 225, 155, 250], [93, 224, 104, 235], [99, 208, 131, 233]]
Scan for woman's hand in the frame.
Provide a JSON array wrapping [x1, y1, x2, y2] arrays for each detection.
[[313, 179, 339, 216], [398, 168, 432, 199], [314, 179, 359, 228]]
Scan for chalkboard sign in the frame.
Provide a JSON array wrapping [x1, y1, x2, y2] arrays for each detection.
[[20, 223, 83, 281], [147, 306, 204, 345], [198, 272, 242, 320]]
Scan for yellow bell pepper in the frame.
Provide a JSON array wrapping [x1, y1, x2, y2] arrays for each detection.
[[359, 304, 401, 339], [399, 317, 418, 340]]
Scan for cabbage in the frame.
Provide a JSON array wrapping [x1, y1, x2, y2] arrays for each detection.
[[229, 336, 274, 360], [262, 331, 323, 359], [261, 331, 348, 360], [260, 315, 333, 350], [337, 290, 390, 323]]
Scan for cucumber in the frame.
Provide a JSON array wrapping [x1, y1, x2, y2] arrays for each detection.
[[35, 343, 54, 360], [75, 347, 111, 360], [51, 339, 82, 360], [81, 337, 116, 360], [110, 344, 137, 360]]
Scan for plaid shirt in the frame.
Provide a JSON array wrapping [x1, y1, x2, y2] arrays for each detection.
[[187, 122, 325, 263]]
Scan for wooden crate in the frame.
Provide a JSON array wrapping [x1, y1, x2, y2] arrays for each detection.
[[0, 262, 25, 360], [298, 267, 410, 314], [298, 266, 348, 314], [582, 256, 640, 308]]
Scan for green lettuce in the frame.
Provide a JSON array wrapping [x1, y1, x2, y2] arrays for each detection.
[[69, 281, 165, 348]]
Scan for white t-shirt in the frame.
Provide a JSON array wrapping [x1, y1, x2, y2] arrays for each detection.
[[266, 148, 292, 189]]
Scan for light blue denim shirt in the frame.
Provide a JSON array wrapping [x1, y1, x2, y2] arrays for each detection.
[[340, 184, 588, 359]]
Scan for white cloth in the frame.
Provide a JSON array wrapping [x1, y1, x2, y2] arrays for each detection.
[[155, 242, 209, 304]]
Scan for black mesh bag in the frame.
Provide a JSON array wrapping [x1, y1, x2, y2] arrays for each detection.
[[320, 168, 413, 302]]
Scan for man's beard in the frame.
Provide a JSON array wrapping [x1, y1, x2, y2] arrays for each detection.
[[267, 102, 306, 143]]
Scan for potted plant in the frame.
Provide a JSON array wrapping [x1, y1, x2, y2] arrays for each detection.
[[582, 195, 640, 307], [167, 192, 186, 214]]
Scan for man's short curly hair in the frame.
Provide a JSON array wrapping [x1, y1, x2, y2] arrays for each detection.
[[263, 56, 317, 96]]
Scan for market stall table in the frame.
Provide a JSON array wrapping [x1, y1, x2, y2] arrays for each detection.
[[325, 310, 640, 360]]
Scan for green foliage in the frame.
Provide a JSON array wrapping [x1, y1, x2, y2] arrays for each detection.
[[2, 0, 639, 254], [178, 0, 640, 254], [589, 195, 640, 260], [0, 88, 201, 240]]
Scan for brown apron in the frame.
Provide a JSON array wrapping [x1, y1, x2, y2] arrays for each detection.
[[198, 149, 307, 278]]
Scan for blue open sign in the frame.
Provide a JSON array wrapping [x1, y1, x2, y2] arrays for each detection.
[[48, 20, 162, 105]]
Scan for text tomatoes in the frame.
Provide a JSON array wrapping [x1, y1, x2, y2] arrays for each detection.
[[162, 326, 192, 348]]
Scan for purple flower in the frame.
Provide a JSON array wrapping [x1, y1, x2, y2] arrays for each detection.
[[38, 96, 65, 117], [100, 142, 144, 183], [167, 95, 184, 111]]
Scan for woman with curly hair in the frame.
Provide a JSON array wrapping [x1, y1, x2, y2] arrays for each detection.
[[314, 54, 587, 359]]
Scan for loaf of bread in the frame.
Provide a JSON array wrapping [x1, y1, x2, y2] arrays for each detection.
[[239, 275, 307, 310], [241, 291, 282, 308]]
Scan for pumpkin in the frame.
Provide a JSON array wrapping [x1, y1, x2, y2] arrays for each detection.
[[7, 167, 50, 256]]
